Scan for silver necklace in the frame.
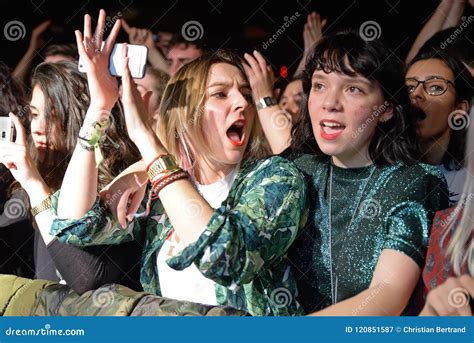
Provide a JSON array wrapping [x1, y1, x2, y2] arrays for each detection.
[[328, 162, 376, 304]]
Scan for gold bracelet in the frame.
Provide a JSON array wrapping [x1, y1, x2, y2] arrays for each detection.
[[31, 194, 52, 217], [147, 154, 180, 181]]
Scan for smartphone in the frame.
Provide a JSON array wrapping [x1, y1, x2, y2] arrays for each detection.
[[0, 117, 14, 142], [79, 43, 148, 79]]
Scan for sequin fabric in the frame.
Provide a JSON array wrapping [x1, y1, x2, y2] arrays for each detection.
[[287, 153, 449, 313]]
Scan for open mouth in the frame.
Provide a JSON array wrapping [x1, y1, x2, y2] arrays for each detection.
[[226, 119, 246, 147], [320, 120, 345, 140], [412, 107, 427, 122]]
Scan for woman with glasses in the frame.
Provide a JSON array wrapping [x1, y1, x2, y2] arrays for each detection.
[[405, 50, 473, 205]]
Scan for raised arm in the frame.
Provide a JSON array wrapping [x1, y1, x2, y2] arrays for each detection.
[[244, 51, 292, 154], [57, 10, 121, 220], [12, 20, 51, 85], [122, 20, 170, 75], [405, 0, 466, 63], [294, 12, 326, 78]]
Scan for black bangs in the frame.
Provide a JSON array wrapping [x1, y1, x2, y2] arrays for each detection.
[[303, 30, 388, 95], [292, 29, 422, 165]]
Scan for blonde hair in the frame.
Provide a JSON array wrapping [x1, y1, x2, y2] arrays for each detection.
[[155, 50, 269, 178], [443, 112, 474, 276]]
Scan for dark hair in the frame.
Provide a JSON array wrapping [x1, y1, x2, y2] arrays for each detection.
[[30, 61, 139, 191], [43, 43, 79, 61], [417, 27, 474, 68], [168, 33, 205, 51], [409, 49, 473, 170], [291, 29, 421, 165], [277, 75, 304, 103]]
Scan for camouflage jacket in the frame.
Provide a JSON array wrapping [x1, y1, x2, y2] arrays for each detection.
[[50, 156, 307, 316]]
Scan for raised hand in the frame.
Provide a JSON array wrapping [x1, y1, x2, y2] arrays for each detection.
[[75, 9, 121, 113], [29, 20, 52, 50], [243, 50, 275, 101], [303, 11, 327, 54], [420, 275, 474, 316], [100, 161, 147, 229], [122, 20, 155, 50]]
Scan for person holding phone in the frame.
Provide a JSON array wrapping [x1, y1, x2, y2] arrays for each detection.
[[0, 60, 143, 294], [50, 10, 307, 316]]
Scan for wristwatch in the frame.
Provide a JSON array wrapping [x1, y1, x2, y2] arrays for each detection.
[[147, 154, 180, 181], [31, 194, 52, 217], [256, 96, 278, 110]]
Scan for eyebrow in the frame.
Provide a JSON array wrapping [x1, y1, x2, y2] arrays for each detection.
[[312, 73, 371, 85], [29, 105, 38, 111], [207, 82, 251, 89], [405, 75, 446, 80]]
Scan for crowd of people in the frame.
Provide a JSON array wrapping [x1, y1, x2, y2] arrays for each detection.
[[0, 0, 473, 317]]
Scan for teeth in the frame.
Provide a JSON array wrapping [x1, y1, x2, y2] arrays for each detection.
[[323, 122, 343, 128]]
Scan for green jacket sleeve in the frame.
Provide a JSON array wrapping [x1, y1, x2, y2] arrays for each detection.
[[49, 190, 146, 246], [167, 157, 307, 287]]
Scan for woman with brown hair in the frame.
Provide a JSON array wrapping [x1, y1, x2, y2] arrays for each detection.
[[0, 60, 142, 293], [50, 10, 307, 316]]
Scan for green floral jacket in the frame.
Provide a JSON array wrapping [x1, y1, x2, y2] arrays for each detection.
[[50, 156, 307, 316]]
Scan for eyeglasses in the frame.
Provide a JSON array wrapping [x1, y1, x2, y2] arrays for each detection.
[[405, 76, 455, 96]]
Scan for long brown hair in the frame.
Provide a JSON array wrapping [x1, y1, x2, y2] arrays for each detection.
[[30, 61, 139, 191]]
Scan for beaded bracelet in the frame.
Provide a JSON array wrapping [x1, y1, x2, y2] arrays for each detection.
[[150, 170, 189, 199]]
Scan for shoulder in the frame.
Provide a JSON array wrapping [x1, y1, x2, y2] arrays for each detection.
[[280, 151, 328, 176], [241, 155, 304, 180], [383, 163, 447, 193]]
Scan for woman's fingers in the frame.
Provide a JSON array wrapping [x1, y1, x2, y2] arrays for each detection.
[[83, 14, 92, 40], [116, 189, 132, 229], [75, 30, 88, 58], [243, 63, 256, 81], [121, 44, 133, 95], [93, 9, 106, 49], [253, 51, 270, 76], [244, 52, 261, 74], [321, 18, 328, 30], [126, 187, 146, 221], [104, 17, 121, 55], [8, 113, 26, 145]]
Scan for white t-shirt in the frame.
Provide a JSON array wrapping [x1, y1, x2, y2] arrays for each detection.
[[439, 166, 467, 206], [156, 167, 239, 305]]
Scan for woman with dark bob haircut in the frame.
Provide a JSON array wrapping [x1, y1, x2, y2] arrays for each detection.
[[282, 30, 449, 315]]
